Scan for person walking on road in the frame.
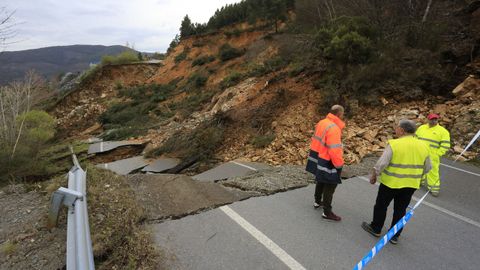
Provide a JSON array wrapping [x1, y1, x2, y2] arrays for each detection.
[[362, 119, 431, 244], [416, 113, 451, 197], [306, 105, 345, 221]]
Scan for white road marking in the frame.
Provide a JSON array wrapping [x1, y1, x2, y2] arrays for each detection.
[[358, 176, 480, 229], [440, 163, 480, 177], [231, 161, 258, 171], [100, 142, 104, 152], [220, 206, 306, 270]]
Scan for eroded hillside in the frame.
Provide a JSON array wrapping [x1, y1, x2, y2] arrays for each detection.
[[52, 18, 480, 169]]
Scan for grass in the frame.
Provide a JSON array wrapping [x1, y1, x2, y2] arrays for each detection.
[[174, 48, 190, 63], [1, 241, 17, 256], [168, 90, 216, 118], [48, 164, 162, 269], [98, 83, 176, 140], [219, 44, 243, 62], [220, 72, 245, 89], [191, 55, 215, 67], [187, 73, 208, 89], [147, 116, 225, 162]]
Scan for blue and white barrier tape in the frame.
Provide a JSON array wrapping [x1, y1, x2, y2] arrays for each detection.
[[353, 191, 430, 270]]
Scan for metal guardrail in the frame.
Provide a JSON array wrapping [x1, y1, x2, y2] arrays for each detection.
[[48, 147, 95, 270]]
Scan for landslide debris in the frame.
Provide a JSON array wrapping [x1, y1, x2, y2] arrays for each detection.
[[221, 165, 314, 195], [126, 174, 253, 222]]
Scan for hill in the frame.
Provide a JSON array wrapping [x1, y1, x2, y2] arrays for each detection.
[[0, 45, 134, 85]]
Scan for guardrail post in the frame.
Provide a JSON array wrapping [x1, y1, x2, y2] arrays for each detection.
[[48, 147, 95, 270]]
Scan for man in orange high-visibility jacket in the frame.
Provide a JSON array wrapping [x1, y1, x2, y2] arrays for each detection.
[[306, 105, 345, 221]]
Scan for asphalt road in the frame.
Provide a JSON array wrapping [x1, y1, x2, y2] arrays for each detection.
[[149, 159, 480, 270]]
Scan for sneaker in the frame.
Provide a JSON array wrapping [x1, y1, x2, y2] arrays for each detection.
[[361, 222, 381, 237], [313, 202, 323, 209], [322, 211, 341, 221], [389, 236, 399, 245]]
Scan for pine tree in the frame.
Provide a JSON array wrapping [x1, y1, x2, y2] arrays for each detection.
[[180, 15, 195, 39]]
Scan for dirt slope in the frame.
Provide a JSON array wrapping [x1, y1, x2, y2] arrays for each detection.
[[51, 22, 480, 166]]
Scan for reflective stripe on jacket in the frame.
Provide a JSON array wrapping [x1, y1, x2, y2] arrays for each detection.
[[309, 113, 345, 168], [416, 124, 451, 156], [306, 113, 345, 184], [380, 135, 430, 189]]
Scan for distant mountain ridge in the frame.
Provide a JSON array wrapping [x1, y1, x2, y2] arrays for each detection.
[[0, 45, 135, 85]]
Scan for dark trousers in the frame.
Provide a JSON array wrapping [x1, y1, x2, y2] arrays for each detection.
[[315, 182, 337, 213], [370, 184, 416, 237]]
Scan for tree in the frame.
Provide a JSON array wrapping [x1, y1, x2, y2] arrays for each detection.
[[0, 71, 56, 182], [167, 34, 180, 54], [137, 52, 143, 61], [0, 7, 18, 50], [267, 0, 287, 32], [0, 71, 44, 156], [180, 15, 195, 39]]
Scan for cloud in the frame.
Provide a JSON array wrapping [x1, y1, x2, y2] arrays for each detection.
[[3, 0, 241, 52]]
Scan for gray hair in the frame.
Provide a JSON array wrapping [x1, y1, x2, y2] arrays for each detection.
[[398, 119, 417, 134], [330, 105, 344, 116]]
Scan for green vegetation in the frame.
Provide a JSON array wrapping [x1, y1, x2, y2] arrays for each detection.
[[167, 34, 180, 54], [174, 48, 189, 63], [48, 164, 161, 269], [224, 28, 242, 38], [1, 241, 17, 256], [263, 56, 289, 72], [219, 43, 243, 61], [176, 0, 294, 40], [192, 55, 216, 67], [290, 0, 457, 108], [169, 90, 216, 118], [220, 72, 244, 89], [187, 72, 209, 88], [0, 110, 56, 183], [99, 83, 176, 140], [147, 116, 226, 162], [288, 62, 305, 77], [101, 50, 140, 65]]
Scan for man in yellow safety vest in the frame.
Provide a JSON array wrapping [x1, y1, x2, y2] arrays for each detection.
[[362, 119, 431, 244], [416, 113, 451, 196]]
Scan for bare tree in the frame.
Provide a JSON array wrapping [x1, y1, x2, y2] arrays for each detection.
[[0, 71, 44, 158], [0, 7, 18, 50], [422, 0, 433, 23]]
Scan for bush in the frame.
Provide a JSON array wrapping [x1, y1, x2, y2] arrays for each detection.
[[325, 32, 373, 65], [187, 73, 208, 88], [174, 49, 189, 63], [247, 63, 268, 77], [148, 118, 225, 162], [78, 65, 100, 85], [101, 50, 139, 65], [264, 56, 288, 72], [313, 17, 377, 65], [220, 72, 244, 89], [169, 90, 216, 118], [0, 110, 56, 182], [192, 55, 215, 66], [224, 28, 242, 38], [99, 83, 176, 140], [288, 62, 305, 77], [219, 44, 243, 61]]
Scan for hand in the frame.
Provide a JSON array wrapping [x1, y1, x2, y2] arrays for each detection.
[[370, 174, 377, 185]]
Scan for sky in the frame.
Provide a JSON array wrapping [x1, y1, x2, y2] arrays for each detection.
[[2, 0, 241, 53]]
